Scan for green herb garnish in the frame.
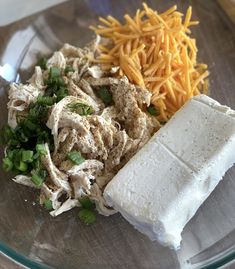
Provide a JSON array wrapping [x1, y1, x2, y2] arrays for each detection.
[[67, 102, 94, 116], [15, 161, 28, 172], [45, 67, 68, 102], [31, 169, 47, 187], [78, 208, 96, 225], [22, 150, 34, 163], [2, 157, 13, 172], [96, 87, 113, 106], [36, 144, 47, 156], [64, 66, 75, 74], [79, 197, 95, 210], [67, 151, 85, 165], [147, 104, 158, 116], [0, 125, 14, 145], [50, 66, 60, 78], [37, 57, 47, 70], [37, 95, 55, 106], [43, 199, 53, 210], [56, 87, 68, 102], [78, 197, 96, 225], [31, 174, 44, 187]]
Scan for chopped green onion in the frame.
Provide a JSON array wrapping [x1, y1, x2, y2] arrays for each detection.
[[24, 119, 37, 131], [22, 150, 34, 163], [0, 125, 14, 145], [44, 67, 68, 102], [96, 87, 113, 106], [49, 67, 60, 78], [78, 208, 96, 225], [7, 149, 17, 160], [37, 57, 47, 70], [33, 152, 40, 160], [19, 131, 28, 143], [147, 105, 158, 116], [37, 131, 49, 144], [15, 161, 28, 172], [79, 197, 95, 210], [28, 103, 50, 122], [56, 87, 68, 102], [39, 169, 48, 179], [56, 77, 65, 86], [36, 144, 47, 155], [2, 157, 13, 172], [67, 102, 93, 116], [64, 66, 75, 74], [43, 199, 53, 210], [31, 174, 44, 187], [37, 95, 55, 106], [67, 151, 85, 165]]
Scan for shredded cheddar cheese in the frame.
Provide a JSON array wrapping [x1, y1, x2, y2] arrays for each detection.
[[90, 3, 209, 121]]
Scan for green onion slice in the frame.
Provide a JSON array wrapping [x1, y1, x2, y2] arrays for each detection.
[[43, 199, 53, 210], [31, 174, 44, 187], [22, 150, 34, 163], [2, 157, 13, 172], [67, 151, 85, 165], [67, 102, 94, 116], [36, 144, 47, 156], [79, 197, 95, 210], [78, 208, 96, 225]]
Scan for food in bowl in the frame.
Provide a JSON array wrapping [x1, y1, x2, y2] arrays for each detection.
[[3, 4, 229, 250]]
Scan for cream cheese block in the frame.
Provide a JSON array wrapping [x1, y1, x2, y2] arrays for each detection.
[[104, 94, 235, 249]]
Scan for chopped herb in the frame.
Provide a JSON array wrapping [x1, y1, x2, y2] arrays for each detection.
[[147, 105, 158, 116], [46, 68, 64, 87], [36, 144, 47, 156], [15, 161, 28, 172], [2, 148, 41, 174], [37, 95, 55, 106], [37, 57, 47, 70], [43, 199, 53, 210], [39, 169, 48, 179], [2, 157, 13, 172], [22, 150, 34, 163], [31, 173, 44, 187], [0, 125, 14, 145], [67, 102, 94, 116], [79, 197, 95, 210], [28, 102, 49, 123], [24, 119, 37, 131], [56, 87, 68, 102], [44, 67, 68, 102], [64, 66, 75, 74], [50, 66, 60, 78], [67, 151, 85, 165], [96, 87, 113, 106], [78, 208, 96, 225]]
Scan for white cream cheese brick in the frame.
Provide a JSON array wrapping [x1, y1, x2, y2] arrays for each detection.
[[104, 94, 235, 249]]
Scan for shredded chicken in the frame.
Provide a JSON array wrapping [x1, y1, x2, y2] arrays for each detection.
[[7, 43, 160, 217], [8, 82, 43, 128]]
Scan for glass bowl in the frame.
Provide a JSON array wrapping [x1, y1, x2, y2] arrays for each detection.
[[0, 1, 235, 268]]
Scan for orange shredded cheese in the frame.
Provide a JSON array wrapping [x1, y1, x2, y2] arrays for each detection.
[[90, 3, 209, 121]]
